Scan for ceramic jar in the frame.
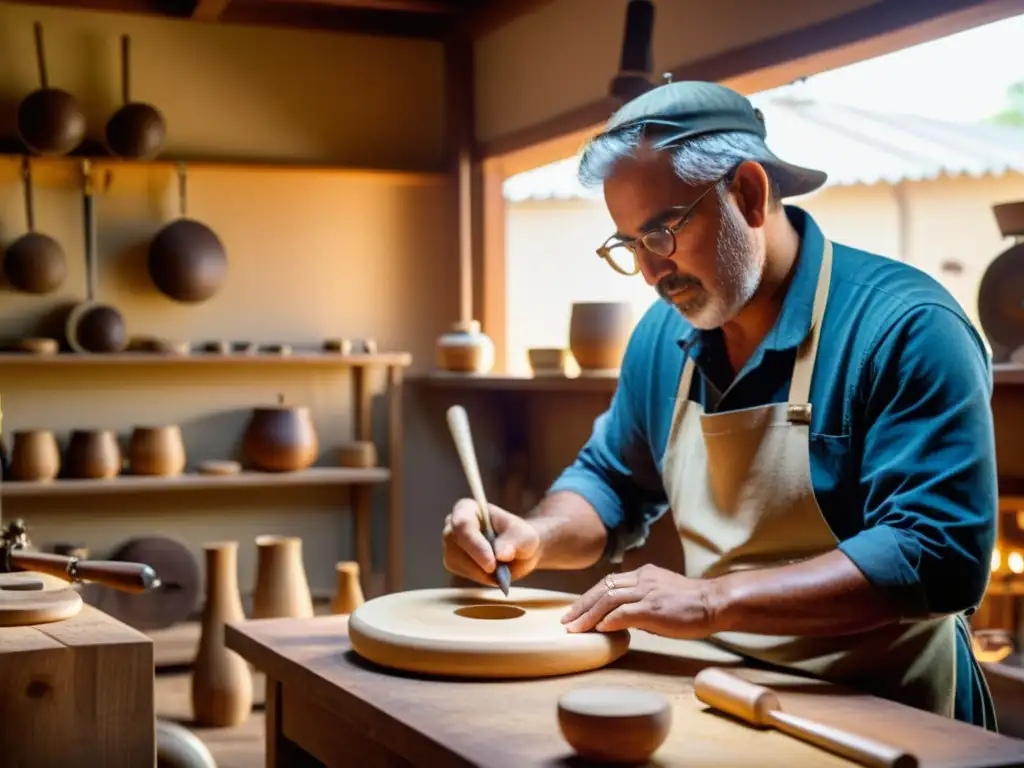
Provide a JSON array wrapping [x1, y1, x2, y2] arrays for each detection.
[[63, 429, 121, 479], [242, 394, 319, 472], [8, 429, 61, 481], [568, 302, 634, 373], [331, 561, 365, 615], [435, 320, 495, 373], [129, 425, 186, 476]]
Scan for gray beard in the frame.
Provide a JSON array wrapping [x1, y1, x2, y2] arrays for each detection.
[[664, 200, 763, 330]]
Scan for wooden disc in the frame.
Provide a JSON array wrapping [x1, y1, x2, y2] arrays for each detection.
[[348, 587, 630, 679], [88, 535, 200, 630], [0, 572, 83, 627]]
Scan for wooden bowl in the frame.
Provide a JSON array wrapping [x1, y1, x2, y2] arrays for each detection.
[[557, 686, 671, 764], [11, 337, 59, 355], [242, 395, 318, 472], [129, 425, 186, 476], [527, 347, 567, 376], [8, 429, 61, 482], [63, 429, 121, 479], [568, 302, 633, 373], [338, 440, 377, 469]]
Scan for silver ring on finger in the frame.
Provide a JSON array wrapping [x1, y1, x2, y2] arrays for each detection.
[[604, 575, 616, 593]]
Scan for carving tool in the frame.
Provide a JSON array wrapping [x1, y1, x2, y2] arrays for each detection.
[[694, 668, 917, 768], [446, 405, 511, 596]]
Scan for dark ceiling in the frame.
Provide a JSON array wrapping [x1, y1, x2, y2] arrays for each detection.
[[5, 0, 557, 39]]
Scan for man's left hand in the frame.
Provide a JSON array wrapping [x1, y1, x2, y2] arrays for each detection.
[[560, 564, 723, 637]]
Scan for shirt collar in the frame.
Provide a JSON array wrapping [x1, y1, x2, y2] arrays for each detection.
[[676, 204, 825, 354]]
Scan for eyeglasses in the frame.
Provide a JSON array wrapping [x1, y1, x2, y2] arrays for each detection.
[[596, 175, 727, 276]]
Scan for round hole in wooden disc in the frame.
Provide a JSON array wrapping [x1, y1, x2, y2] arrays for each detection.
[[453, 604, 525, 620]]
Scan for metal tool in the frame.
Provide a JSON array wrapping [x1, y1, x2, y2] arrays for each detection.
[[446, 405, 511, 596]]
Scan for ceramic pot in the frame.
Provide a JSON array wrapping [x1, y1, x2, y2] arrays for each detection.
[[129, 425, 186, 476], [435, 320, 495, 373], [331, 561, 365, 615], [994, 201, 1024, 238], [63, 429, 121, 479], [191, 541, 253, 727], [568, 302, 633, 373], [8, 429, 60, 481], [337, 440, 376, 469], [242, 394, 318, 472], [527, 347, 568, 376], [251, 535, 314, 619]]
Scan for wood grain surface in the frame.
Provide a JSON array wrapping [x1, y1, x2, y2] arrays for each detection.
[[226, 615, 1024, 768]]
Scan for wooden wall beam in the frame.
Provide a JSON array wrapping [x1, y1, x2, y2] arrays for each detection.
[[478, 0, 1023, 159]]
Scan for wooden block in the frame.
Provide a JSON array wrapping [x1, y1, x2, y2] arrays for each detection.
[[0, 604, 155, 767]]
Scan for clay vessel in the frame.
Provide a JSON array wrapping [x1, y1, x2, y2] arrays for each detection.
[[558, 686, 671, 764], [191, 541, 253, 728], [242, 394, 319, 472], [568, 302, 633, 372], [331, 561, 365, 615], [8, 429, 61, 482], [129, 425, 186, 476], [251, 535, 314, 619], [527, 347, 568, 376], [63, 429, 121, 479], [994, 201, 1024, 238], [435, 320, 495, 373], [337, 440, 376, 469]]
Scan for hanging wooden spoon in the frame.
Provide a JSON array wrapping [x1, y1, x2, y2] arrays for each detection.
[[17, 22, 86, 156], [105, 34, 166, 160], [2, 156, 67, 293]]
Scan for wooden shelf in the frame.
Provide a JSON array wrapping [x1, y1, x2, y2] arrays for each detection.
[[413, 372, 619, 393], [994, 364, 1024, 385], [0, 149, 446, 184], [0, 351, 413, 367], [2, 467, 390, 498]]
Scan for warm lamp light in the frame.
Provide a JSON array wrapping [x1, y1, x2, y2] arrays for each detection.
[[992, 548, 1002, 572], [1009, 551, 1024, 574]]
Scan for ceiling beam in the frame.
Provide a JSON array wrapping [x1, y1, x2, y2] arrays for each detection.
[[251, 0, 454, 12], [456, 0, 558, 39], [191, 0, 230, 21]]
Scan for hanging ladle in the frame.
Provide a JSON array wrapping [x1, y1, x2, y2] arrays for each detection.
[[65, 160, 128, 354], [104, 35, 166, 160], [147, 163, 228, 303], [2, 156, 67, 294], [17, 22, 87, 156]]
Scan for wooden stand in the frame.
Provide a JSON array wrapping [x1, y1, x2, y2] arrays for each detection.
[[0, 603, 155, 766]]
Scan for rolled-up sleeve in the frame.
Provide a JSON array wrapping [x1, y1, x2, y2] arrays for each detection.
[[548, 341, 667, 562], [838, 303, 997, 618]]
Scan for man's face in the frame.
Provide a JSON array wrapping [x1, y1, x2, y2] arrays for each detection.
[[602, 148, 765, 329]]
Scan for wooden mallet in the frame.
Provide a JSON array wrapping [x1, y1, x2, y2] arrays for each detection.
[[694, 667, 918, 768]]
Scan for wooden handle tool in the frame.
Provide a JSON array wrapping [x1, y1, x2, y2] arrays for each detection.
[[8, 550, 161, 594], [446, 404, 511, 596], [694, 668, 918, 768]]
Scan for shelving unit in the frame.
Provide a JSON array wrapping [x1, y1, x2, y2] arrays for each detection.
[[0, 351, 412, 367]]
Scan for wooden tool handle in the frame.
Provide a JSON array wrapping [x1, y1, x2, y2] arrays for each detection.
[[694, 668, 917, 768], [770, 710, 917, 768], [9, 551, 160, 594], [446, 405, 493, 535]]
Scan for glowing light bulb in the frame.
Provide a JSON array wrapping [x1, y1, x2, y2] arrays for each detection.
[[1009, 551, 1024, 574]]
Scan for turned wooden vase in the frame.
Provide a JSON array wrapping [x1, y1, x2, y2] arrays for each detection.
[[63, 429, 121, 479], [568, 302, 634, 372], [251, 535, 314, 619], [331, 561, 365, 615], [8, 429, 60, 481], [242, 394, 318, 472], [191, 541, 253, 728], [129, 425, 186, 476]]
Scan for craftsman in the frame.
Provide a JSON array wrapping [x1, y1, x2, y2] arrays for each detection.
[[441, 80, 998, 729]]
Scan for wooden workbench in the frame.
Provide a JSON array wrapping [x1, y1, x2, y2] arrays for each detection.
[[0, 602, 155, 767], [226, 614, 1024, 767]]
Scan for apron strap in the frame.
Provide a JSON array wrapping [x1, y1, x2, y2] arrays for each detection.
[[786, 238, 834, 420], [669, 355, 697, 443]]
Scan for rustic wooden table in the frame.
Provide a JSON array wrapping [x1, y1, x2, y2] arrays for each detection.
[[225, 615, 1024, 767]]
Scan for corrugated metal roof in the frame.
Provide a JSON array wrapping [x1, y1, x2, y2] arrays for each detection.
[[502, 94, 1024, 202]]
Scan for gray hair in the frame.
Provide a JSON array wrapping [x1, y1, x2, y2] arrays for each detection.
[[577, 125, 782, 205]]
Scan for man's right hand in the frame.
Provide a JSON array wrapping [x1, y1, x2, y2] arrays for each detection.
[[442, 498, 541, 587]]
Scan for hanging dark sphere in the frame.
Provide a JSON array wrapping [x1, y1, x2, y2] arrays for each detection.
[[105, 102, 167, 160], [3, 232, 67, 294], [17, 88, 87, 156], [147, 219, 228, 303]]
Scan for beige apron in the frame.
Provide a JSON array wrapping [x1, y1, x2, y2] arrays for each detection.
[[661, 239, 959, 717]]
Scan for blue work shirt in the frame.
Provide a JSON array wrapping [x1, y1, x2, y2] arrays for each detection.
[[550, 205, 998, 729]]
